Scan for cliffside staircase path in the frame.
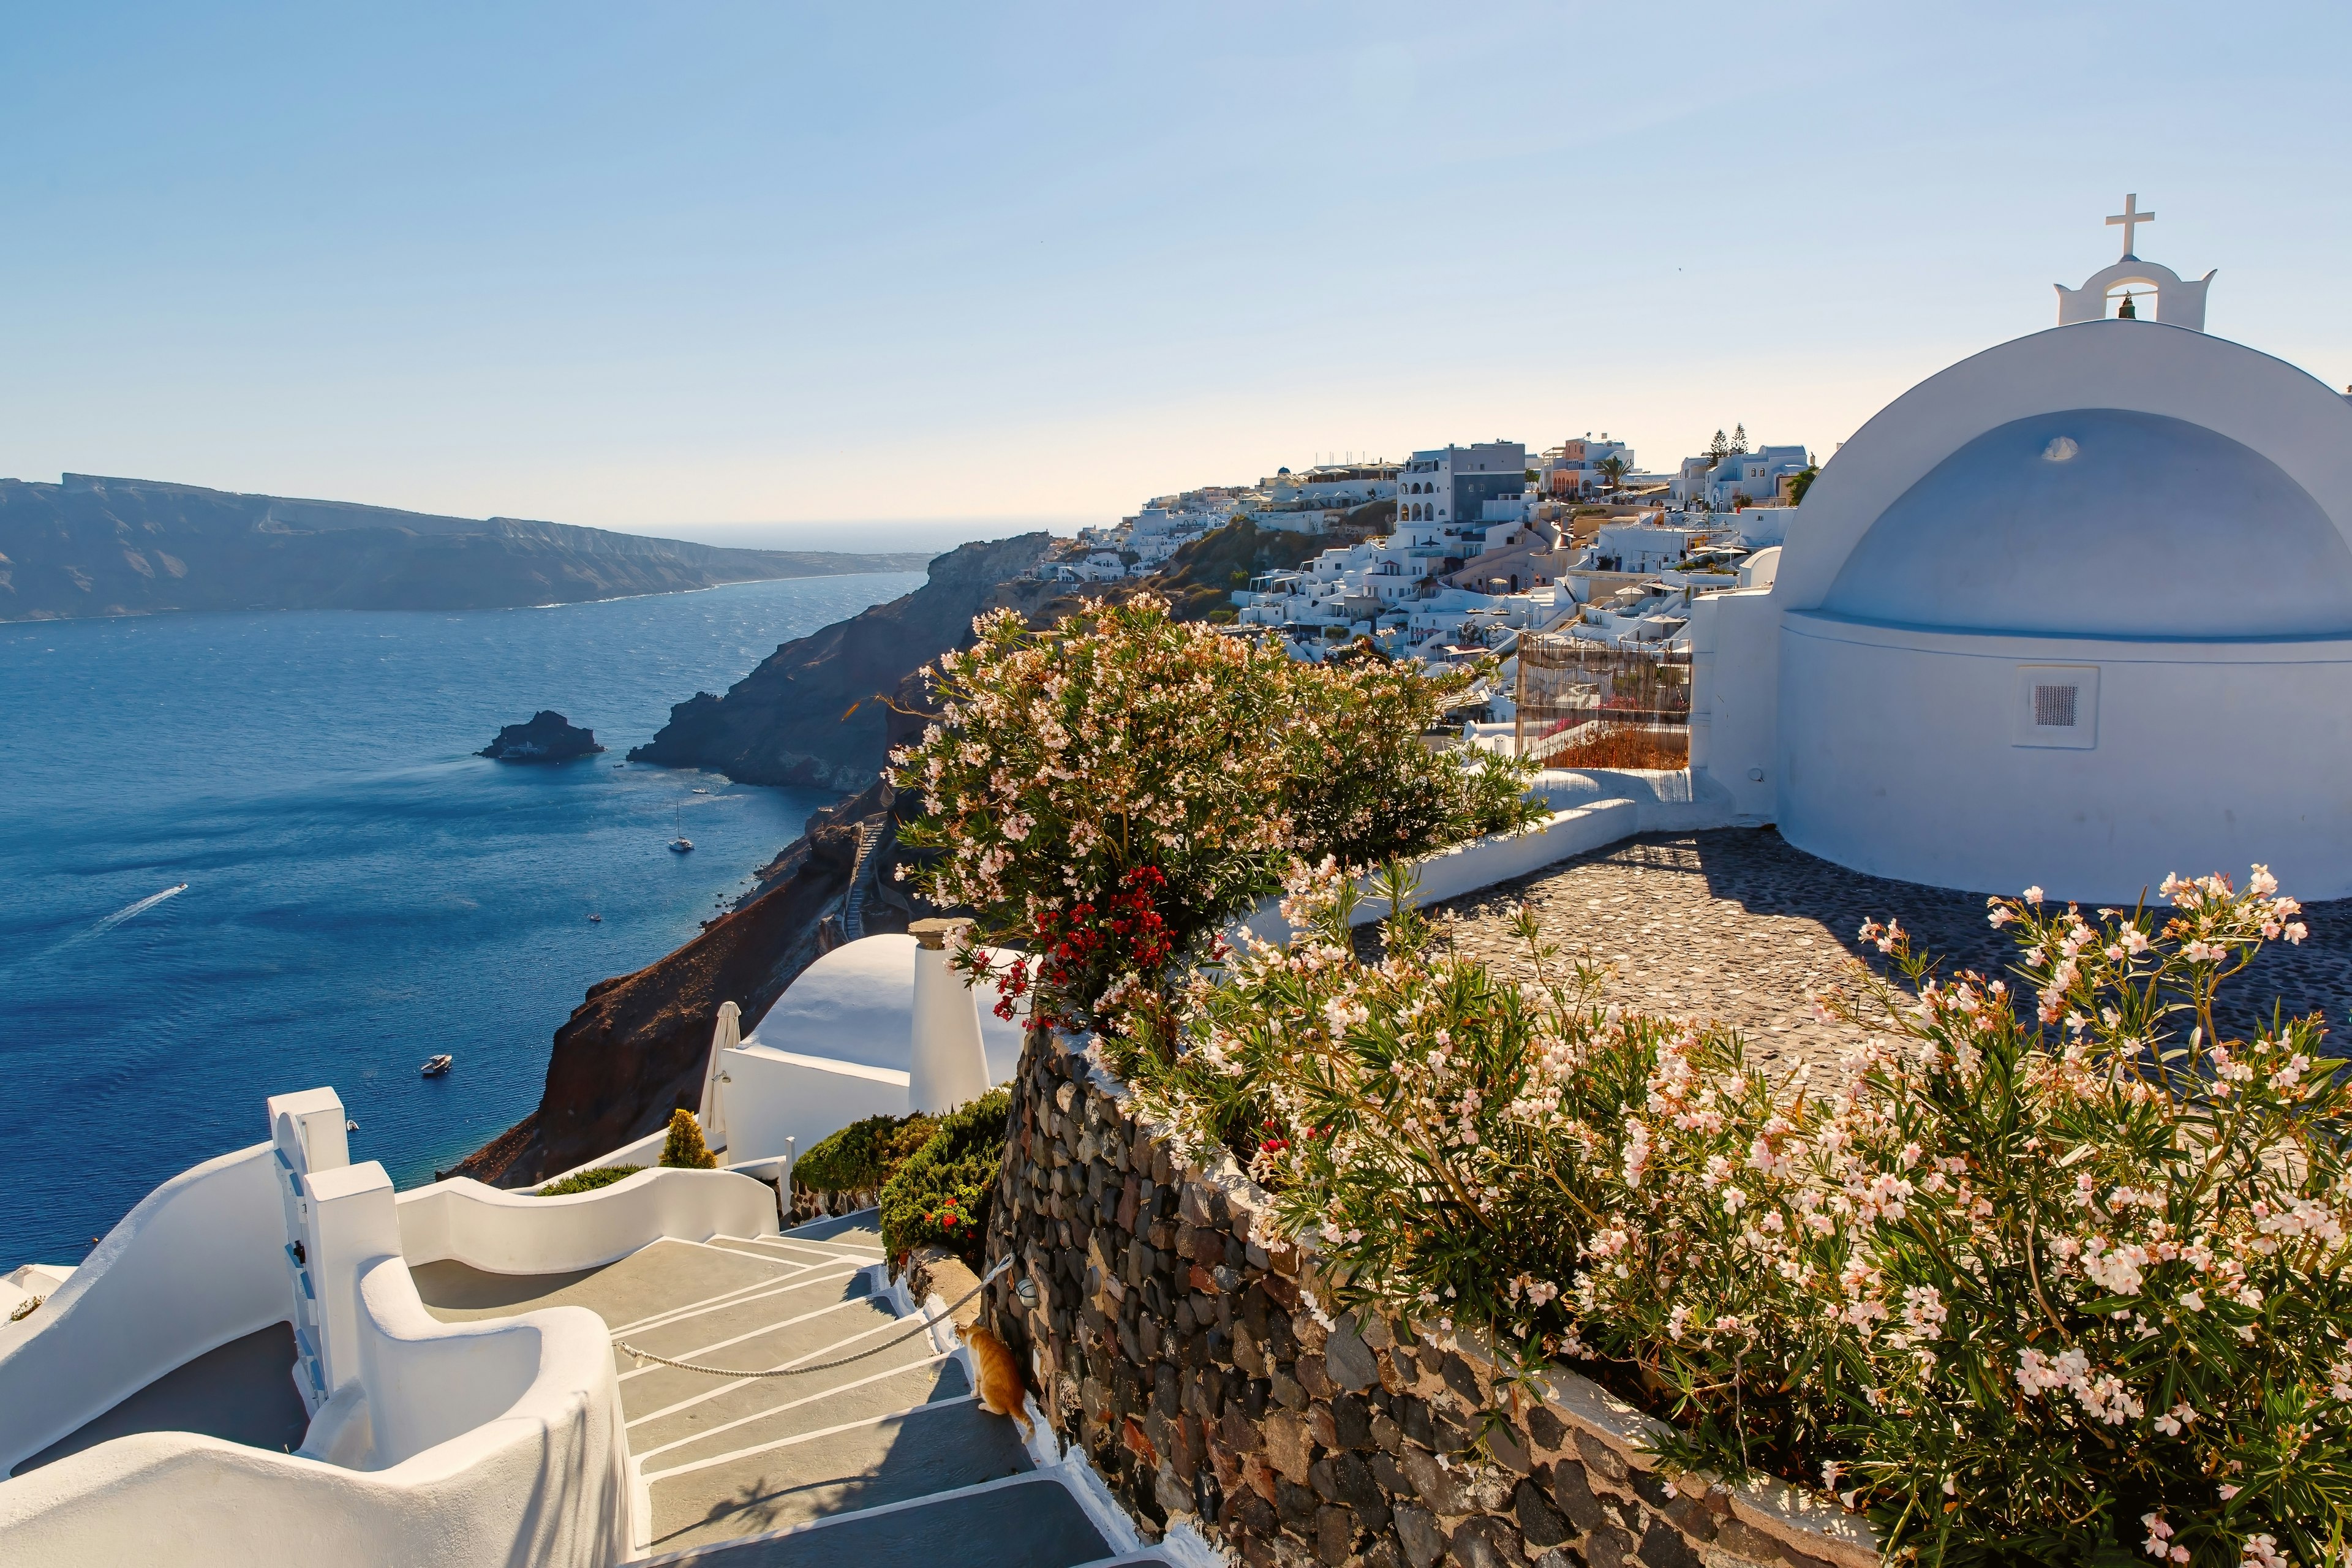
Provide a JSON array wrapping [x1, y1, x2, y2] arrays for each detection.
[[410, 1206, 1182, 1568], [840, 820, 885, 942]]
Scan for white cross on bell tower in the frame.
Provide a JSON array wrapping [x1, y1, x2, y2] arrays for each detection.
[[2056, 195, 2212, 330], [2106, 194, 2155, 258]]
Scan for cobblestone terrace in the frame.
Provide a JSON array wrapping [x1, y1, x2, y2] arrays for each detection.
[[1385, 828, 2352, 1082]]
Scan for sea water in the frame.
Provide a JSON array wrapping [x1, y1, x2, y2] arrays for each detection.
[[0, 573, 924, 1265]]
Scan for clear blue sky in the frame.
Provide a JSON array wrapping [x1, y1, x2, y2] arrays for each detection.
[[4, 2, 2348, 550]]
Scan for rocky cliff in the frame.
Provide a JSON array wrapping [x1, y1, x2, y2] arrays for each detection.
[[0, 473, 931, 621], [625, 532, 1060, 789]]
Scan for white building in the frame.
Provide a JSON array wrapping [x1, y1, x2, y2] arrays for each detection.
[[1538, 435, 1636, 499], [1691, 216, 2352, 900], [1672, 444, 1811, 509], [1396, 442, 1527, 530]]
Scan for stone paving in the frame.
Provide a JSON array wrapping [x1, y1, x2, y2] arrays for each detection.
[[1390, 827, 2352, 1082]]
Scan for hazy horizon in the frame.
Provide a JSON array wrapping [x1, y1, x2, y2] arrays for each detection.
[[6, 2, 2349, 532]]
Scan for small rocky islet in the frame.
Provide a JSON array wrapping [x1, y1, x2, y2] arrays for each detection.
[[477, 710, 605, 762]]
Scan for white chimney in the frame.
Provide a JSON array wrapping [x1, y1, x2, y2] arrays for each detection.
[[906, 919, 992, 1113]]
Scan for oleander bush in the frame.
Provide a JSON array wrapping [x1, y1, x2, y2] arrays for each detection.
[[1125, 860, 2352, 1568], [889, 594, 1543, 1035], [534, 1164, 643, 1196], [879, 1087, 1012, 1270], [794, 1110, 938, 1196], [659, 1107, 718, 1170]]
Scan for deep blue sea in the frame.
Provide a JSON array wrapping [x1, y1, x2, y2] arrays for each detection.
[[0, 574, 924, 1266]]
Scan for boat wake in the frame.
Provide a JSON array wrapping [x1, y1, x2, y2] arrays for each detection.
[[90, 883, 190, 935]]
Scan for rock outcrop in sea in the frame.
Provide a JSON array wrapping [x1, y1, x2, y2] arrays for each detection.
[[477, 710, 605, 762]]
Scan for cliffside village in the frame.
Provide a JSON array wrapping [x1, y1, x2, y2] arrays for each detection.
[[1033, 430, 1813, 750]]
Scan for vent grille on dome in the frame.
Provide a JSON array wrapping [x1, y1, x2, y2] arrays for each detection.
[[2015, 665, 2099, 749], [2033, 684, 2078, 728]]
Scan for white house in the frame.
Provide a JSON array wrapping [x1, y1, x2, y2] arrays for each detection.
[[1397, 441, 1526, 529], [1689, 217, 2352, 902]]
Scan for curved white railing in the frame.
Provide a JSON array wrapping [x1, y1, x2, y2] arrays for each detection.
[[0, 1142, 286, 1476], [0, 1256, 631, 1567], [395, 1166, 778, 1275]]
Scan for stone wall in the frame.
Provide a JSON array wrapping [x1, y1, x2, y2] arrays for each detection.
[[979, 1029, 1880, 1568]]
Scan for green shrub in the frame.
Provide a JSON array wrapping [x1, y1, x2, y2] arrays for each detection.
[[534, 1164, 643, 1196], [659, 1107, 718, 1169], [794, 1111, 936, 1194], [880, 1088, 1012, 1269]]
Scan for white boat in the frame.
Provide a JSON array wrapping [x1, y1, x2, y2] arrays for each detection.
[[420, 1054, 454, 1077], [669, 802, 694, 854]]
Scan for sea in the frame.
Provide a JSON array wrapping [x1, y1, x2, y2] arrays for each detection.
[[0, 573, 925, 1267]]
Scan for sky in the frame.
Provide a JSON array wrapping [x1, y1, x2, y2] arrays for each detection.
[[4, 1, 2350, 552]]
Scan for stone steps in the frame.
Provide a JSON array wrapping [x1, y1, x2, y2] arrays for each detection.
[[617, 1207, 1160, 1564], [634, 1475, 1155, 1568]]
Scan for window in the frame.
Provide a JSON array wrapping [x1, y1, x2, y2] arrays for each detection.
[[2015, 665, 2098, 748]]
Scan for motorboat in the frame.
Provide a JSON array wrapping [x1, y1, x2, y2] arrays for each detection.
[[421, 1054, 454, 1077]]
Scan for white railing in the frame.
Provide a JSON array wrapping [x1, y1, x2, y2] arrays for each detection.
[[0, 1142, 286, 1477], [0, 1254, 632, 1567], [395, 1166, 778, 1275]]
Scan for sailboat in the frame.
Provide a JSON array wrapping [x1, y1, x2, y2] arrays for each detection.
[[669, 802, 694, 854]]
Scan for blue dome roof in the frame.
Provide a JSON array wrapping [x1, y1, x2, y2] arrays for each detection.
[[1820, 409, 2352, 638]]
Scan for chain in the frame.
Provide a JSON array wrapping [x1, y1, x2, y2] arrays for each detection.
[[619, 1256, 1010, 1379]]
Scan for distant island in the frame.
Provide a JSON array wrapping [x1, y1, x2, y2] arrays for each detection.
[[0, 473, 934, 622]]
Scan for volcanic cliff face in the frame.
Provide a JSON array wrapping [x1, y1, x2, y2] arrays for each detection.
[[625, 533, 1057, 789], [0, 473, 931, 620]]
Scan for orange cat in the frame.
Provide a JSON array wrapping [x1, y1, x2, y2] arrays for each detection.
[[957, 1321, 1033, 1439]]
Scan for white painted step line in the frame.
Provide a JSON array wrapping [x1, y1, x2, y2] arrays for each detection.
[[629, 1351, 954, 1463], [606, 1267, 864, 1341], [625, 1470, 1079, 1567], [641, 1393, 977, 1485], [723, 1234, 883, 1263], [620, 1294, 909, 1395], [672, 1236, 816, 1270]]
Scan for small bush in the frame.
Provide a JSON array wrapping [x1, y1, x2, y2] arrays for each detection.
[[880, 1087, 1012, 1270], [7, 1295, 41, 1323], [794, 1111, 937, 1194], [535, 1164, 643, 1196], [659, 1107, 718, 1169]]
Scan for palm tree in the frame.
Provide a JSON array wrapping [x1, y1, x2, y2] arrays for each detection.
[[1595, 456, 1629, 496]]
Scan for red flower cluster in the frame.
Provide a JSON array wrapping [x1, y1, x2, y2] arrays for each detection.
[[925, 1196, 965, 1229], [990, 865, 1175, 1027]]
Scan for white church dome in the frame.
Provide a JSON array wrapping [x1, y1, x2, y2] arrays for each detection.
[[1820, 408, 2352, 638]]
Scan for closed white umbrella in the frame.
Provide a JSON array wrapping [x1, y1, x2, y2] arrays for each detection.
[[700, 1001, 739, 1156]]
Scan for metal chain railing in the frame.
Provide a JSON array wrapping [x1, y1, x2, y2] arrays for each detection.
[[619, 1256, 1009, 1379]]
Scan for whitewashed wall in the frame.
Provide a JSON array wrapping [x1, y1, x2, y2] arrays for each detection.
[[396, 1166, 778, 1274], [0, 1142, 286, 1476], [0, 1254, 632, 1567]]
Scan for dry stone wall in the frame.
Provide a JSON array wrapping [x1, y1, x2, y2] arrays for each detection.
[[980, 1028, 1880, 1568]]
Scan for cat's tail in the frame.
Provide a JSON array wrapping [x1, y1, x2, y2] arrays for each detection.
[[1012, 1401, 1034, 1441]]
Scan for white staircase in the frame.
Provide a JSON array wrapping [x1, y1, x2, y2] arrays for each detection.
[[412, 1207, 1181, 1567]]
